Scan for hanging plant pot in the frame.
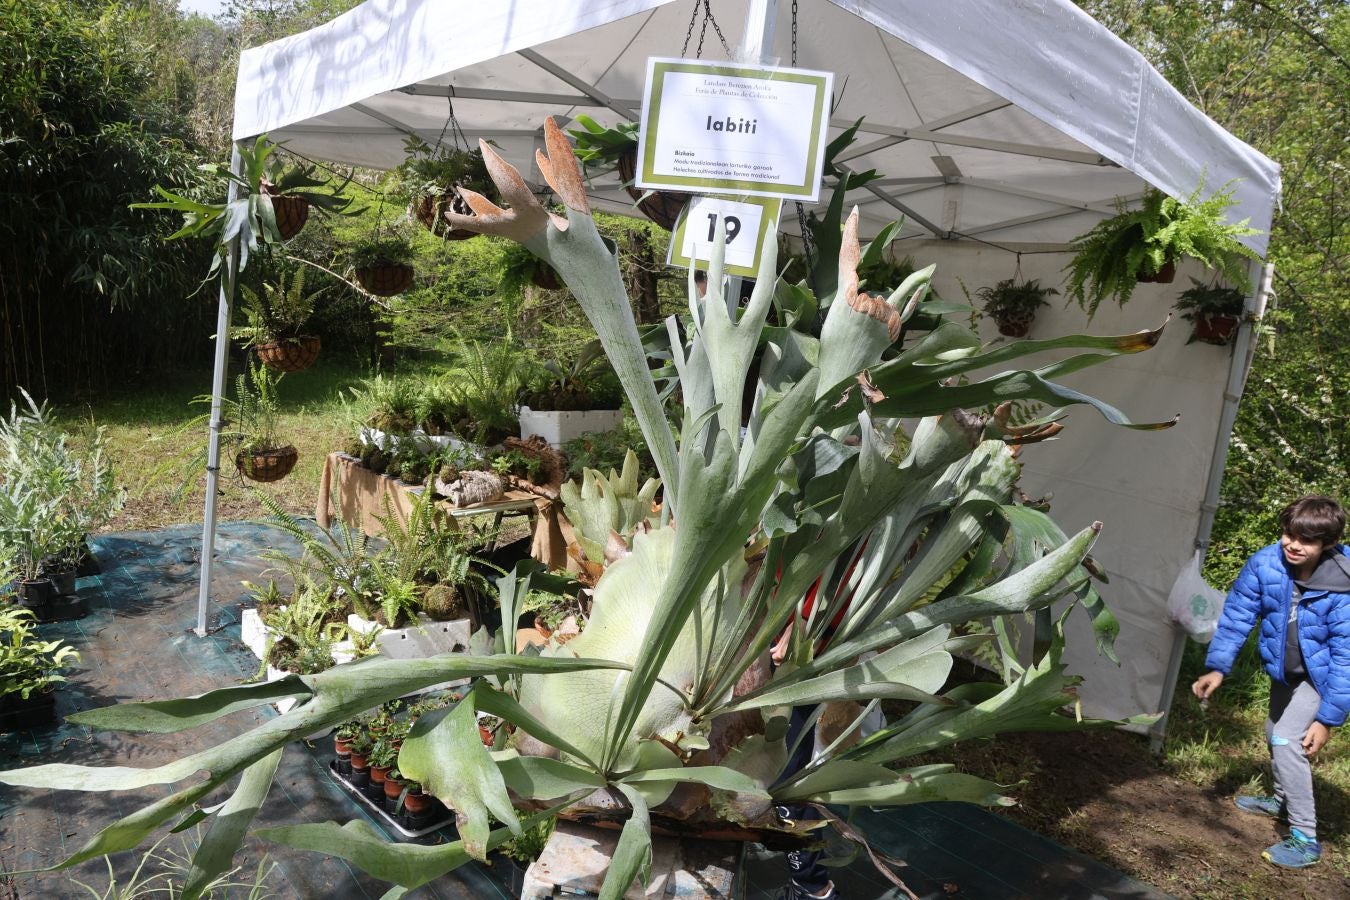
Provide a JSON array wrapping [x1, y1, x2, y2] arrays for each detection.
[[1190, 313, 1240, 345], [355, 264, 415, 297], [411, 191, 479, 241], [267, 195, 310, 240], [1136, 259, 1177, 284], [235, 445, 299, 483], [993, 313, 1033, 339], [617, 148, 689, 231], [255, 335, 322, 373]]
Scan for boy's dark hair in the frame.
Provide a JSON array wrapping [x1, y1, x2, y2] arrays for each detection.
[[1279, 495, 1346, 544]]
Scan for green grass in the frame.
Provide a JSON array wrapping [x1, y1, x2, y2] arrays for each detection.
[[50, 354, 421, 532]]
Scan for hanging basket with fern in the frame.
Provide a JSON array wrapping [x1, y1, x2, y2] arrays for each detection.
[[255, 335, 322, 373], [348, 235, 417, 297], [397, 138, 498, 241], [977, 278, 1058, 338], [236, 445, 299, 483]]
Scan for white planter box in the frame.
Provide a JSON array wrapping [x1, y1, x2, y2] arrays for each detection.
[[518, 407, 624, 448], [361, 427, 484, 459], [348, 613, 473, 695], [241, 607, 269, 660]]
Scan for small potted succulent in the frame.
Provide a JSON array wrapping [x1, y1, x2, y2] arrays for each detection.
[[1063, 180, 1261, 318], [976, 278, 1059, 338], [395, 135, 498, 241], [568, 115, 688, 231], [232, 267, 326, 372], [348, 234, 416, 297], [1175, 278, 1246, 345]]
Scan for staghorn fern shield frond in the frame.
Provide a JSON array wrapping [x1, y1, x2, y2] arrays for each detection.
[[2, 118, 1172, 899]]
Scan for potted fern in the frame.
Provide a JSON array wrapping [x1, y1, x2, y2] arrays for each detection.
[[395, 136, 497, 241], [568, 115, 688, 231], [1175, 278, 1246, 345], [976, 278, 1059, 337], [1064, 180, 1261, 318], [517, 340, 624, 447], [348, 235, 416, 297], [232, 268, 325, 372]]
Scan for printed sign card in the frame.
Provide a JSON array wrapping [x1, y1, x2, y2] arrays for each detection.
[[637, 58, 832, 202], [667, 194, 782, 278]]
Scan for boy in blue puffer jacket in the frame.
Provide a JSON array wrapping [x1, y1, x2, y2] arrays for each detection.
[[1192, 495, 1350, 869]]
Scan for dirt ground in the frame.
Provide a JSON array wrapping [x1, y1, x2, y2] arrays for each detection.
[[956, 729, 1350, 899]]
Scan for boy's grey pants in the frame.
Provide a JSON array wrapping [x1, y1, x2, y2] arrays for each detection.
[[1267, 677, 1321, 837]]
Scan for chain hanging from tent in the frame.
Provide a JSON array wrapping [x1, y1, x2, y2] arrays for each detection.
[[1012, 251, 1024, 285], [681, 0, 732, 59], [790, 0, 816, 280], [435, 94, 470, 154]]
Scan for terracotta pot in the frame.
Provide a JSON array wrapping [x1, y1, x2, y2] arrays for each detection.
[[384, 777, 406, 802], [235, 445, 299, 483], [355, 263, 415, 297], [1136, 259, 1176, 284], [334, 735, 353, 756], [478, 724, 495, 747], [349, 750, 370, 770], [268, 195, 310, 240], [1191, 313, 1240, 345], [617, 148, 689, 231], [255, 336, 321, 373], [403, 789, 432, 816], [370, 764, 392, 786]]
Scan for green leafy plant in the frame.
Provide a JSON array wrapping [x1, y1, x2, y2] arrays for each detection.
[[519, 339, 623, 411], [346, 234, 416, 270], [2, 122, 1179, 900], [976, 278, 1059, 336], [72, 825, 278, 899], [131, 134, 356, 274], [258, 577, 347, 676], [560, 420, 656, 484], [231, 267, 323, 347], [0, 606, 80, 701], [1064, 180, 1261, 317], [396, 135, 498, 236], [254, 489, 379, 622], [1175, 278, 1246, 320], [566, 115, 639, 169]]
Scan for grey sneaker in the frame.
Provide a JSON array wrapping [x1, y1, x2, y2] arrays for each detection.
[[1235, 794, 1284, 819], [1263, 827, 1321, 869]]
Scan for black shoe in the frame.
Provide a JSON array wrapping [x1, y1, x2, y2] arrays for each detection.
[[775, 881, 837, 900]]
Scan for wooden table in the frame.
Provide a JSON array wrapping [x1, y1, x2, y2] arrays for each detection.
[[315, 452, 570, 569]]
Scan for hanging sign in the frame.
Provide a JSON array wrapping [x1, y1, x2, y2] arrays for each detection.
[[667, 194, 782, 278], [636, 58, 833, 202]]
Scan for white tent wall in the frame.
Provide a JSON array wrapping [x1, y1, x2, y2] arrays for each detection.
[[917, 240, 1238, 724], [215, 0, 1281, 733]]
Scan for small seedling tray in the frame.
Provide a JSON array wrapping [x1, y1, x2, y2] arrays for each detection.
[[327, 760, 455, 840]]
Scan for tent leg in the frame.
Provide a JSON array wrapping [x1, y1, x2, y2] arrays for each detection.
[[195, 144, 244, 637], [1149, 259, 1273, 746]]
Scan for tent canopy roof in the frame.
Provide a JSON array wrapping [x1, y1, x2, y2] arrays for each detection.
[[235, 0, 1279, 252]]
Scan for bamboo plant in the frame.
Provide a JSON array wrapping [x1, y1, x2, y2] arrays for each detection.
[[0, 119, 1177, 900]]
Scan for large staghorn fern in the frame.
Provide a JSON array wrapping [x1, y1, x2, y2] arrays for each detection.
[[1, 119, 1174, 900]]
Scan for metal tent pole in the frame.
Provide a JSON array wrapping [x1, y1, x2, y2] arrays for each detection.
[[195, 143, 245, 637], [1149, 259, 1273, 750]]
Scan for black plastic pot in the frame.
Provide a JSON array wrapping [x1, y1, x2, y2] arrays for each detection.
[[0, 689, 57, 733], [75, 538, 101, 577], [42, 565, 77, 597], [16, 578, 55, 609]]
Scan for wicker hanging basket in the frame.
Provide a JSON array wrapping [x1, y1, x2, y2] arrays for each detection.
[[617, 148, 689, 231], [355, 264, 415, 297], [255, 336, 321, 373], [268, 195, 310, 240], [411, 191, 480, 241], [1136, 259, 1177, 284], [235, 445, 299, 483]]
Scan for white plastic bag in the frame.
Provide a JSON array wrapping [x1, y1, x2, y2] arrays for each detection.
[[1167, 549, 1226, 643]]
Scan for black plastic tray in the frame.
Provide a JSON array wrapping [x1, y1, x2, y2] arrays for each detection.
[[326, 759, 455, 839]]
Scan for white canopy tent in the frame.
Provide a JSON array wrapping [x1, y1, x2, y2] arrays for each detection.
[[204, 0, 1281, 738]]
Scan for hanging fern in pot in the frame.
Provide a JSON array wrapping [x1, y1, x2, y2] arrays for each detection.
[[976, 278, 1058, 338]]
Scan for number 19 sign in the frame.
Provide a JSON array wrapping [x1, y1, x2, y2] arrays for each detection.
[[667, 194, 782, 278]]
